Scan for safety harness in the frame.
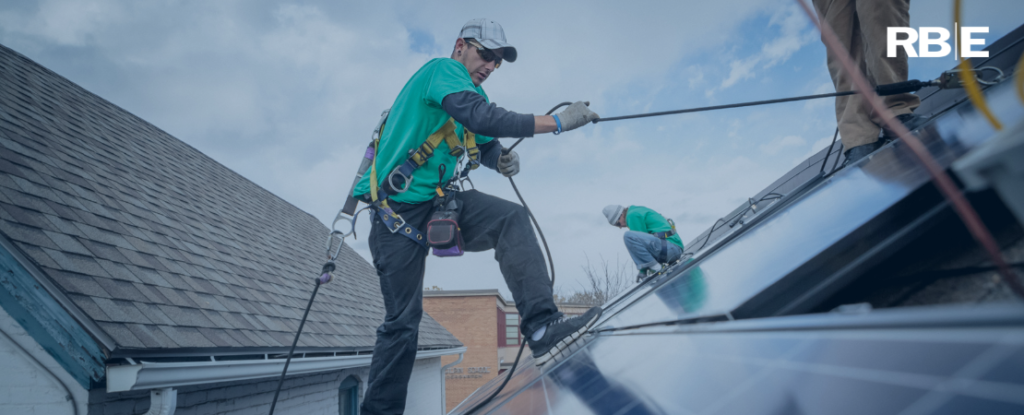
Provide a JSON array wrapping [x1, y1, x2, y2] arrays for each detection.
[[366, 116, 480, 249], [650, 218, 678, 263]]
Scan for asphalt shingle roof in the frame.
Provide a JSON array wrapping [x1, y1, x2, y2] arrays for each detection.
[[0, 44, 461, 353]]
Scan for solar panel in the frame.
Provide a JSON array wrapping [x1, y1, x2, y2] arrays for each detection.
[[458, 306, 1024, 414], [596, 77, 1024, 332]]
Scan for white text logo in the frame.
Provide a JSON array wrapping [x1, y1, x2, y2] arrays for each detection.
[[887, 26, 989, 58]]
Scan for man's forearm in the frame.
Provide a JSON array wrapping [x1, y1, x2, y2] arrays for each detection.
[[534, 115, 557, 134]]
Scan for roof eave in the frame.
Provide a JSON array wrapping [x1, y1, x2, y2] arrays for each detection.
[[106, 346, 467, 392]]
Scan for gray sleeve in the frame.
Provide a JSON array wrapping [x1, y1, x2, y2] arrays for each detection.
[[476, 139, 503, 171], [442, 91, 535, 138]]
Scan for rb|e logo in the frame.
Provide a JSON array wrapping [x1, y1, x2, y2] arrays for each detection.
[[887, 27, 989, 58]]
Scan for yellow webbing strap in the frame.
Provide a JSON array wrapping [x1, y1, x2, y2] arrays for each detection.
[[464, 131, 480, 170], [371, 118, 481, 205], [955, 0, 1002, 131], [1015, 50, 1024, 105]]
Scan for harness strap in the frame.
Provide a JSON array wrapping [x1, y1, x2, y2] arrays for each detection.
[[369, 122, 428, 249], [650, 229, 677, 239], [650, 228, 677, 263]]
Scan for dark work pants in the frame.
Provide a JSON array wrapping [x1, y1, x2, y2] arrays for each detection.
[[360, 189, 562, 415]]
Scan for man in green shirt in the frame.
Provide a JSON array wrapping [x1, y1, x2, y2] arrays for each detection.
[[354, 19, 601, 415], [603, 205, 684, 281]]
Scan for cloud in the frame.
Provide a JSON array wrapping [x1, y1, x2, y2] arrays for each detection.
[[760, 135, 807, 155], [717, 3, 816, 90], [3, 0, 1019, 299]]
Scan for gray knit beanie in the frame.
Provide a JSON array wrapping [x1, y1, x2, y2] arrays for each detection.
[[603, 205, 625, 225]]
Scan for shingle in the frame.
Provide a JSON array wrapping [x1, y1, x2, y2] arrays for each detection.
[[0, 220, 58, 249], [126, 265, 172, 288], [223, 330, 258, 347], [0, 202, 51, 229], [133, 283, 171, 305], [184, 292, 229, 312], [40, 248, 109, 277], [196, 328, 239, 347], [45, 268, 110, 297], [78, 239, 130, 264], [1, 188, 57, 215], [96, 322, 145, 348], [41, 231, 91, 255], [132, 303, 175, 326], [67, 294, 111, 321], [91, 298, 152, 324], [93, 278, 145, 301], [155, 326, 216, 348], [155, 305, 214, 328], [123, 324, 169, 348], [94, 259, 141, 283], [154, 286, 200, 308]]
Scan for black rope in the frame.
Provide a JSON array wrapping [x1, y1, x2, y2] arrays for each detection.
[[595, 91, 856, 123], [269, 278, 323, 415], [593, 80, 935, 124], [465, 102, 569, 414]]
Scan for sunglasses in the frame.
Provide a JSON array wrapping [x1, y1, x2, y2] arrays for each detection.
[[466, 39, 502, 68]]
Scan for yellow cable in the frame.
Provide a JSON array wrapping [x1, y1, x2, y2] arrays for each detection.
[[1016, 50, 1024, 104], [955, 0, 1003, 130]]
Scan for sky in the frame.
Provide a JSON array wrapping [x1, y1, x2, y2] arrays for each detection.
[[1, 0, 1021, 299]]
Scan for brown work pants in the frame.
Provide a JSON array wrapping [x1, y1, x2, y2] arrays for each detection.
[[813, 0, 920, 150]]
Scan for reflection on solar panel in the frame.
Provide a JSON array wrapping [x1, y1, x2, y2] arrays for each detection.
[[459, 306, 1024, 414], [450, 24, 1024, 415]]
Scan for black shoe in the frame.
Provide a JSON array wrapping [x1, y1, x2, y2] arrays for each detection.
[[881, 113, 917, 141], [528, 307, 603, 366], [842, 140, 883, 166]]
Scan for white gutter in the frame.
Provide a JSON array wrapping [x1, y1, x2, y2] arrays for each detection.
[[440, 352, 465, 414], [108, 347, 466, 392]]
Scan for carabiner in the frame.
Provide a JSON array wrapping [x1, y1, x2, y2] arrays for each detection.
[[326, 208, 357, 261]]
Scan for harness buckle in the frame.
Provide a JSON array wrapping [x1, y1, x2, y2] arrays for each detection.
[[387, 166, 413, 193]]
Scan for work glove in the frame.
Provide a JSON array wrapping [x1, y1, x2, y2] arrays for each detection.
[[555, 101, 600, 133], [497, 150, 520, 177]]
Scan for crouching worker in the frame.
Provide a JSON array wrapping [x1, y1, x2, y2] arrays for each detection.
[[603, 204, 684, 281], [352, 18, 602, 415]]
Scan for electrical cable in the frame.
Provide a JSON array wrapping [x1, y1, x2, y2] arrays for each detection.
[[794, 0, 1024, 298], [464, 102, 570, 415], [819, 127, 840, 175], [0, 327, 78, 415], [692, 193, 784, 253]]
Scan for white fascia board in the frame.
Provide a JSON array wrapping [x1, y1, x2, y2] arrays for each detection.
[[107, 347, 466, 392]]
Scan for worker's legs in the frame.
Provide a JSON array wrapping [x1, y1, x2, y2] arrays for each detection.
[[857, 0, 919, 119], [623, 231, 681, 270], [814, 0, 880, 150], [361, 201, 433, 415], [456, 189, 562, 337]]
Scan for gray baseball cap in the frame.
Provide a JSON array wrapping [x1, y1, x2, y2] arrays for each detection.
[[459, 18, 518, 62]]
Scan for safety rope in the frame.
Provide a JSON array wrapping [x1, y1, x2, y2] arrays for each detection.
[[955, 0, 1003, 131], [591, 81, 934, 124], [464, 102, 569, 415], [794, 0, 1024, 298]]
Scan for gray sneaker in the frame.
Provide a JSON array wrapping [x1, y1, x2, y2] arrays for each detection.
[[527, 307, 603, 366]]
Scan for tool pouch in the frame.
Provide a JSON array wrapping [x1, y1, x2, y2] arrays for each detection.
[[427, 199, 464, 257]]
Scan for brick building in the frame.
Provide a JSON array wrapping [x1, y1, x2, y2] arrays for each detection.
[[422, 289, 590, 412]]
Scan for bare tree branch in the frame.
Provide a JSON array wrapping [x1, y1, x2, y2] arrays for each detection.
[[557, 254, 632, 306]]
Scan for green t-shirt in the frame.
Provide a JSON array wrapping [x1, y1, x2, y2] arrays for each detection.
[[625, 205, 683, 249], [353, 58, 494, 204]]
